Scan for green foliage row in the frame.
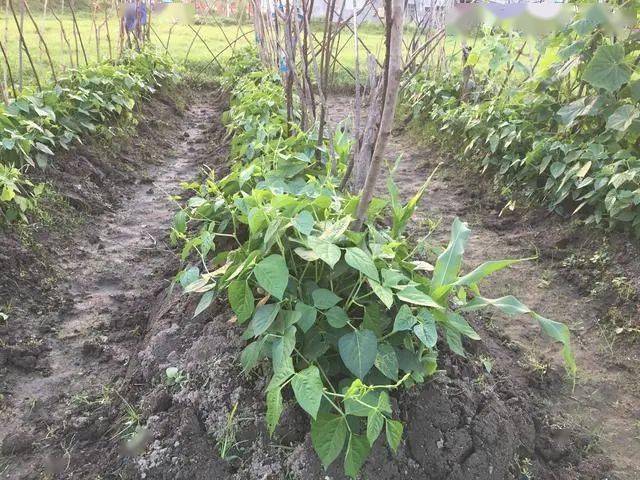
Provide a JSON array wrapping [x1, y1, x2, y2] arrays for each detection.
[[405, 12, 640, 233], [172, 50, 575, 477], [0, 51, 178, 224]]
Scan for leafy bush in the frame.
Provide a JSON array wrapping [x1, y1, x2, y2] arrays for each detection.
[[172, 54, 575, 477], [405, 14, 640, 233], [0, 50, 178, 223]]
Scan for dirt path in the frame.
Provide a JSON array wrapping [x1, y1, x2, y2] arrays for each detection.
[[0, 89, 226, 478], [329, 95, 640, 479]]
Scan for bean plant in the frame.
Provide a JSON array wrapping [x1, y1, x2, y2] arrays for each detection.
[[173, 53, 575, 478], [0, 50, 178, 224], [405, 9, 640, 233]]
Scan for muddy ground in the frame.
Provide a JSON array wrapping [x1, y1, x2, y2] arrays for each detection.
[[0, 86, 637, 479]]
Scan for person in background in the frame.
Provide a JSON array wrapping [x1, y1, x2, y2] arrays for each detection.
[[136, 0, 148, 42], [121, 0, 147, 50]]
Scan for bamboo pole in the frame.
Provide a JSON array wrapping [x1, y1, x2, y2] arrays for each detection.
[[18, 0, 24, 90], [104, 5, 113, 60], [0, 39, 17, 98], [52, 9, 75, 68], [339, 0, 361, 191], [24, 0, 57, 83], [184, 25, 203, 64], [165, 23, 177, 54], [68, 0, 88, 65], [192, 28, 253, 79], [58, 0, 65, 69], [2, 0, 8, 100], [9, 0, 41, 91], [187, 24, 223, 67], [92, 3, 100, 61]]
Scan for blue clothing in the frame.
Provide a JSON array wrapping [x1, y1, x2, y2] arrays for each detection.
[[124, 2, 147, 32]]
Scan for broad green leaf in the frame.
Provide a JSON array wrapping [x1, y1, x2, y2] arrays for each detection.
[[375, 343, 399, 380], [311, 413, 347, 469], [345, 247, 379, 282], [576, 161, 592, 179], [292, 210, 315, 235], [307, 236, 341, 268], [193, 291, 215, 318], [583, 44, 632, 93], [325, 306, 350, 328], [319, 216, 351, 242], [392, 305, 416, 333], [431, 218, 471, 294], [295, 302, 317, 332], [312, 288, 342, 310], [452, 259, 526, 287], [263, 218, 284, 251], [446, 311, 481, 340], [413, 309, 437, 347], [249, 303, 281, 337], [368, 279, 394, 309], [627, 79, 640, 101], [397, 287, 442, 309], [385, 419, 403, 453], [550, 161, 565, 179], [34, 142, 54, 156], [254, 254, 289, 300], [248, 207, 267, 233], [556, 97, 587, 126], [266, 364, 295, 391], [362, 303, 391, 336], [606, 105, 640, 132], [173, 210, 187, 234], [445, 328, 466, 357], [294, 247, 319, 262], [179, 266, 200, 288], [344, 391, 382, 417], [266, 388, 283, 436], [338, 329, 378, 379], [344, 434, 371, 479], [228, 280, 254, 323], [272, 326, 297, 372], [240, 338, 265, 372], [291, 365, 324, 419], [367, 411, 384, 446], [381, 269, 409, 289]]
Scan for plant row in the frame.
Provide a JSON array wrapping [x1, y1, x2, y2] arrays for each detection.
[[173, 50, 575, 477], [405, 14, 640, 233], [0, 51, 178, 224]]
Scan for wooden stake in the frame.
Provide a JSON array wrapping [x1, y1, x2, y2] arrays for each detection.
[[0, 38, 17, 98], [9, 0, 41, 91], [52, 9, 75, 68], [354, 0, 404, 231], [68, 0, 88, 65], [24, 0, 57, 83]]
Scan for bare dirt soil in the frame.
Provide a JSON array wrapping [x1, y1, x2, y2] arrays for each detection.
[[0, 85, 228, 478], [1, 87, 637, 479]]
